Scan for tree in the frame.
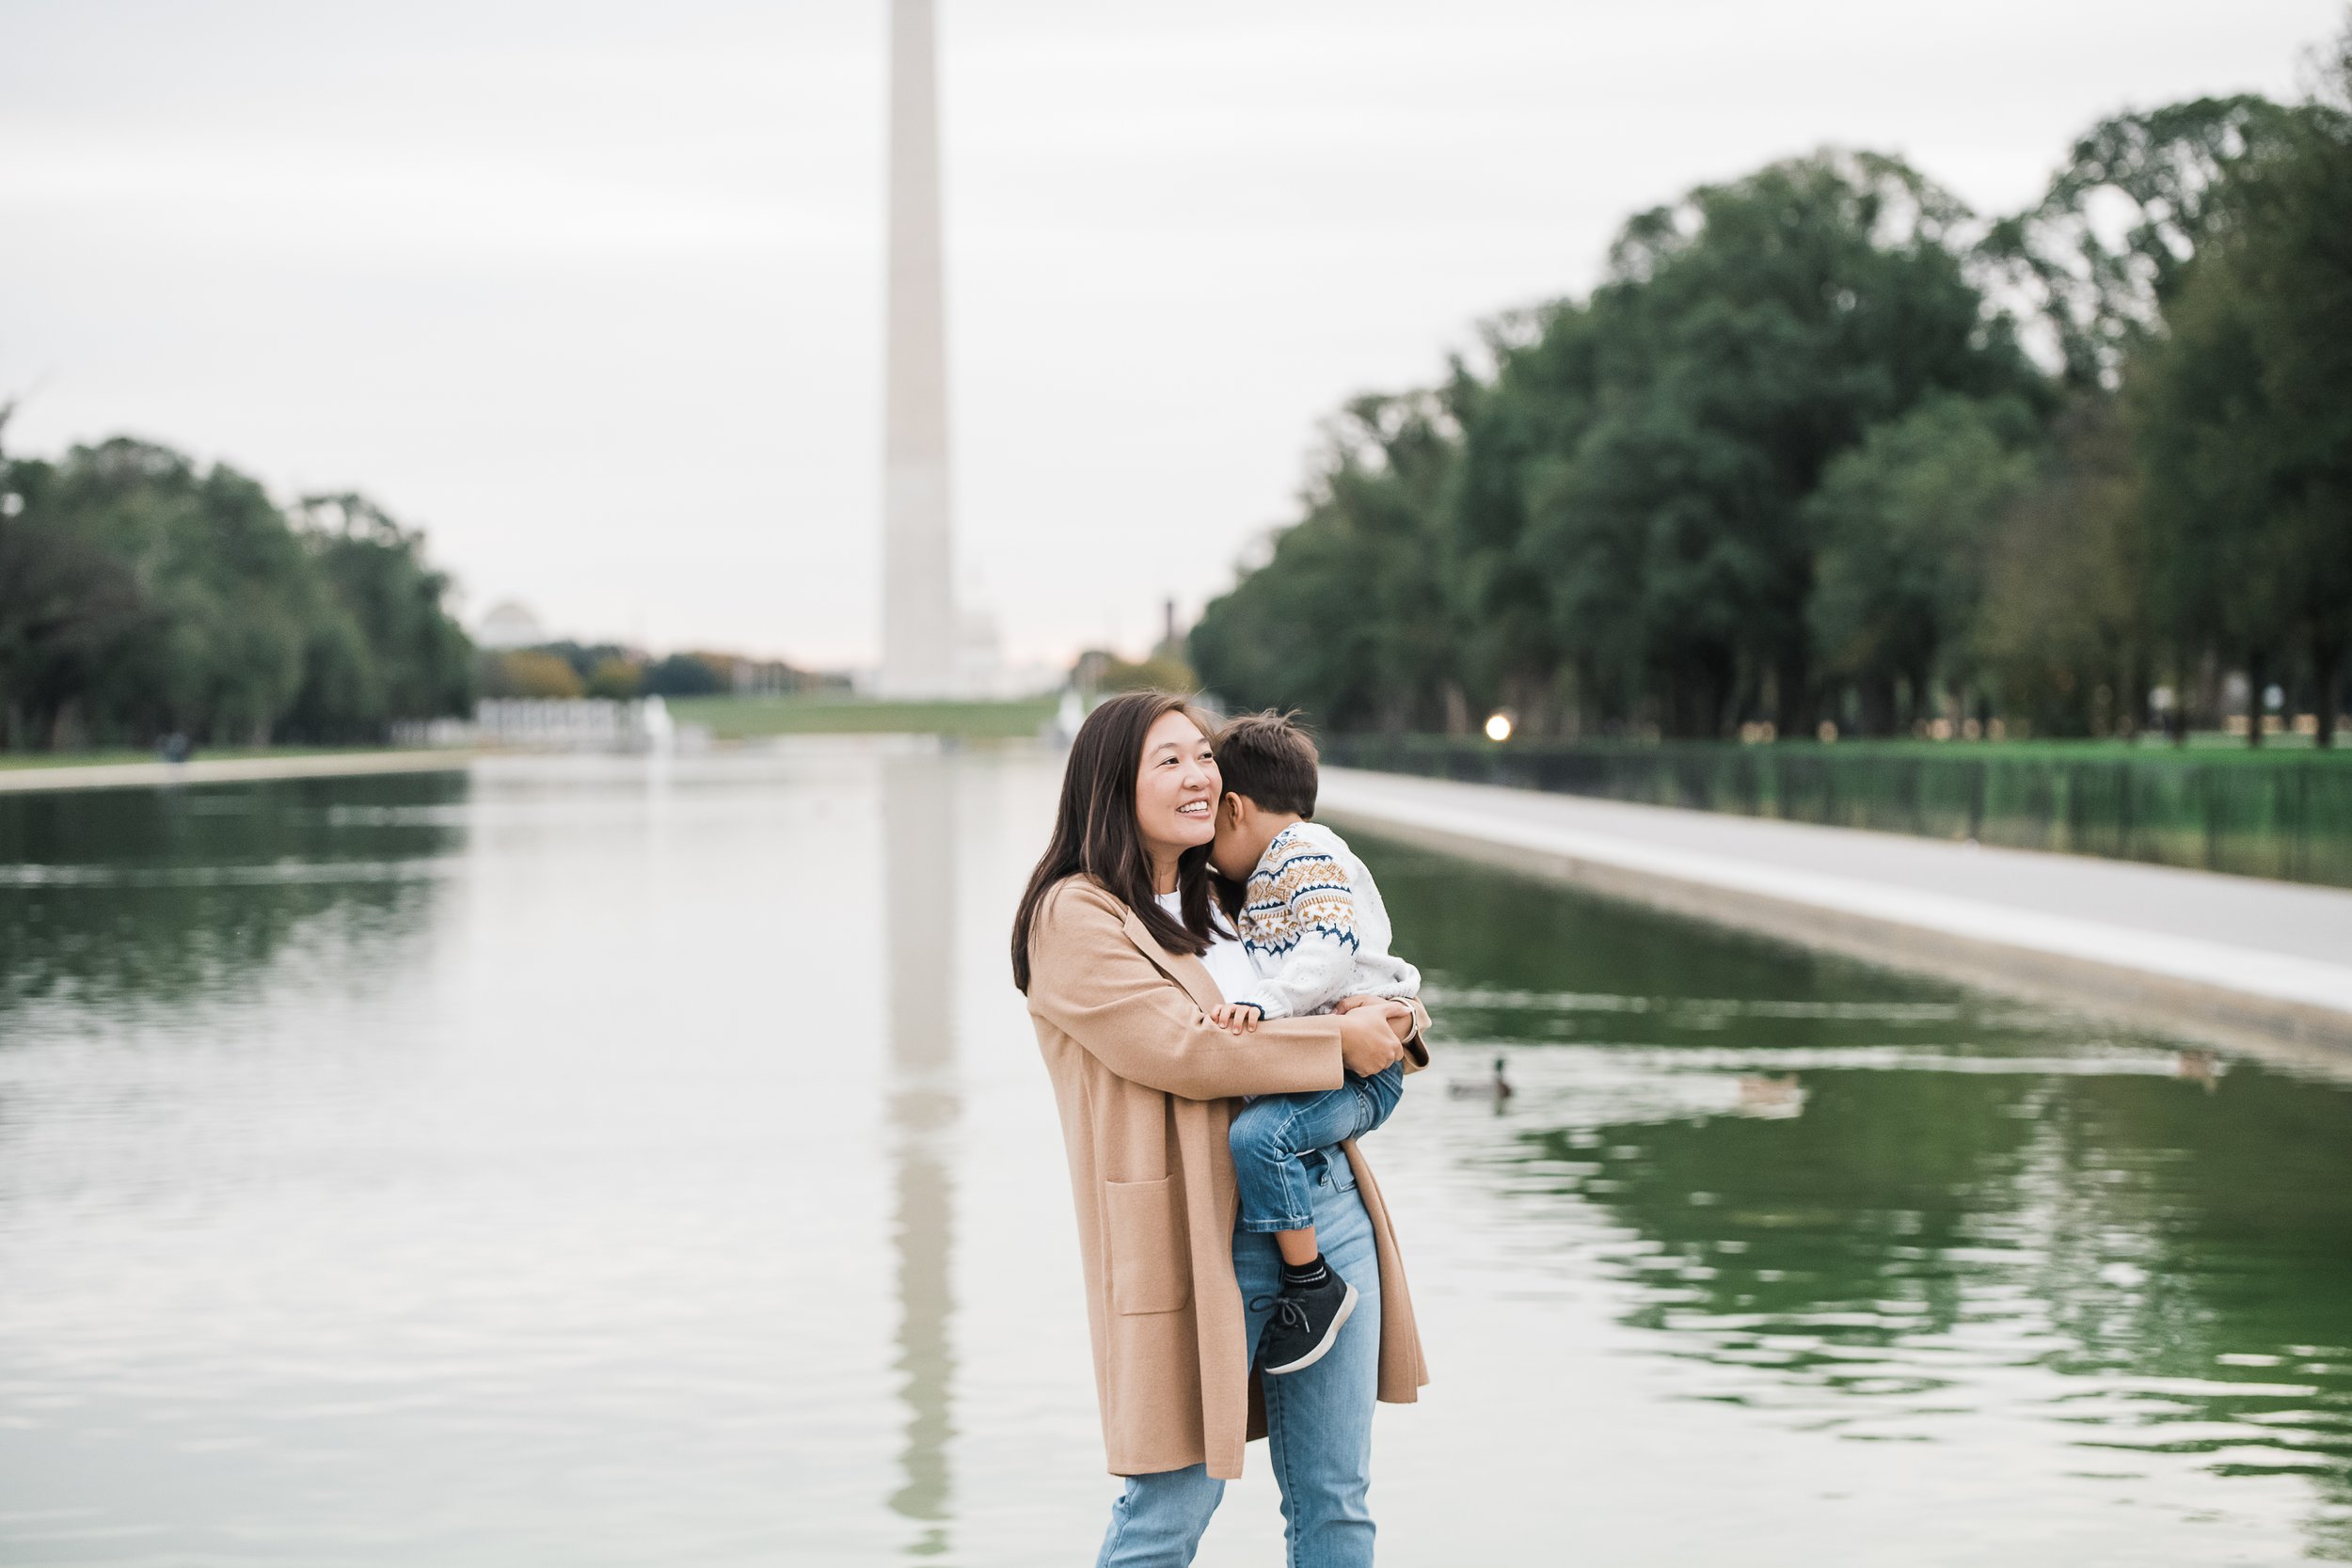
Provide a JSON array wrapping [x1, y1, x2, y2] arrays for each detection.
[[1976, 397, 2153, 737], [587, 657, 644, 699], [285, 494, 474, 741], [1511, 152, 2043, 736], [1443, 320, 1576, 730], [642, 653, 726, 698], [481, 649, 585, 699], [2214, 29, 2352, 742], [1984, 95, 2300, 388], [27, 440, 313, 746], [1807, 396, 2041, 733], [532, 641, 632, 687], [1085, 652, 1197, 697], [0, 434, 472, 750], [1185, 68, 2347, 749], [1191, 390, 1461, 731], [2129, 39, 2352, 746], [0, 413, 154, 748]]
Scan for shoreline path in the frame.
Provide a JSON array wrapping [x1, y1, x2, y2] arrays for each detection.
[[1319, 765, 2352, 1065], [0, 750, 471, 795]]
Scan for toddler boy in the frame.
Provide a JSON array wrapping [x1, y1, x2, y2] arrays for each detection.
[[1208, 711, 1421, 1375]]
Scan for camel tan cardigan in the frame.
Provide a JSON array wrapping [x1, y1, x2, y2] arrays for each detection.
[[1025, 875, 1429, 1480]]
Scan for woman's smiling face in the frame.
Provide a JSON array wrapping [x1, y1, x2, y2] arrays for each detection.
[[1134, 708, 1220, 868]]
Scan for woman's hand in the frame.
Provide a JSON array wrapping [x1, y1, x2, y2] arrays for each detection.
[[1336, 994, 1415, 1041], [1338, 1005, 1407, 1077]]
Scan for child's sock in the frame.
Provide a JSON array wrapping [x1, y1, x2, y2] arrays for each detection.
[[1279, 1254, 1328, 1291]]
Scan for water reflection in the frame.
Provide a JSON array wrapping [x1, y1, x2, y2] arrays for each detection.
[[882, 750, 958, 1557], [0, 773, 461, 1017], [1370, 833, 2352, 1560], [3, 756, 2347, 1564]]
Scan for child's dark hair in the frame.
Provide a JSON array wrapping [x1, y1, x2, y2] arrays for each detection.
[[1215, 710, 1319, 817]]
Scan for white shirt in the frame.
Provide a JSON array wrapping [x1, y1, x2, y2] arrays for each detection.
[[1155, 891, 1259, 1002]]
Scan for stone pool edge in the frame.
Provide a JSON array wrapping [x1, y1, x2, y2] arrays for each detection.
[[1319, 768, 2352, 1068], [0, 750, 475, 794]]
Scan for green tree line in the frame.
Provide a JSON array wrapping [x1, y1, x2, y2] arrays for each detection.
[[0, 429, 473, 750], [476, 641, 837, 701], [1193, 23, 2352, 746]]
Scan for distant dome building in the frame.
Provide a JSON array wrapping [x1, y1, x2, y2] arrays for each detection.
[[476, 600, 547, 650]]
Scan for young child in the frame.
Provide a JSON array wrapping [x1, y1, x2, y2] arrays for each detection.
[[1207, 711, 1421, 1375]]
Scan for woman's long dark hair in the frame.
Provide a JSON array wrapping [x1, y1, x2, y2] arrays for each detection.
[[1010, 689, 1219, 993]]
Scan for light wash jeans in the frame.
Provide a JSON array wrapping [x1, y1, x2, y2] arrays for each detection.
[[1230, 1065, 1405, 1234], [1094, 1148, 1382, 1568]]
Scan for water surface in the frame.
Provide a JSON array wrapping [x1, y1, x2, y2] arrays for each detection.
[[1, 747, 2346, 1564]]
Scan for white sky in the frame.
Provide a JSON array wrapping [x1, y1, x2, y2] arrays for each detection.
[[3, 0, 2341, 670]]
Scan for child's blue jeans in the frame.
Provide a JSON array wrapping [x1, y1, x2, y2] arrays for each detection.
[[1229, 1063, 1405, 1233]]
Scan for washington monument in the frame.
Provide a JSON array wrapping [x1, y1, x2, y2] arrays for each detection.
[[879, 0, 956, 697]]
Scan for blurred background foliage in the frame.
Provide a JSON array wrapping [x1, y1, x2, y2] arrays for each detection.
[[471, 641, 840, 704], [0, 422, 851, 752], [0, 436, 473, 750], [1193, 30, 2352, 746]]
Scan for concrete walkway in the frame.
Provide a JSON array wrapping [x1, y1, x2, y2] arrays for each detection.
[[0, 750, 472, 795], [1319, 767, 2352, 1059]]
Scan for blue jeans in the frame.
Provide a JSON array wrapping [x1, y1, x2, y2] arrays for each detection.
[[1094, 1151, 1383, 1568], [1229, 1064, 1404, 1234]]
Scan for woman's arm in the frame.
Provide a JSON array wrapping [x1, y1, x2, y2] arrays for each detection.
[[1026, 879, 1349, 1101]]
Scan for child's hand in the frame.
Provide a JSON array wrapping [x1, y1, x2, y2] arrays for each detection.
[[1335, 994, 1407, 1017], [1211, 1003, 1263, 1035], [1337, 994, 1415, 1037]]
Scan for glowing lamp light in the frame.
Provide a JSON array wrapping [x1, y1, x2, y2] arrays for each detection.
[[1484, 712, 1514, 742]]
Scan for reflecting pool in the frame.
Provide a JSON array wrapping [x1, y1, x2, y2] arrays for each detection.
[[1, 746, 2346, 1565]]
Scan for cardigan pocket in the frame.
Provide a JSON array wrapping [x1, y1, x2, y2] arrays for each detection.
[[1104, 1177, 1190, 1315]]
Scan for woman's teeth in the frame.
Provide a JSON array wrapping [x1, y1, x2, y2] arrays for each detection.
[[1177, 801, 1209, 816]]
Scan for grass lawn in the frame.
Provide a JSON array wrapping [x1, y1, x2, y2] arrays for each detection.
[[1739, 737, 2350, 765], [669, 693, 1058, 741], [1389, 734, 2352, 766], [0, 751, 157, 771]]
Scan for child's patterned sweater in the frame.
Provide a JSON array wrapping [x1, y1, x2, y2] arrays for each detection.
[[1232, 821, 1421, 1021]]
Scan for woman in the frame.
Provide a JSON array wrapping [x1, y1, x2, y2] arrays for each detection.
[[1010, 690, 1430, 1566]]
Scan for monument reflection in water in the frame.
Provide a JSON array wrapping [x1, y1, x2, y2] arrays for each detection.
[[0, 746, 2347, 1565], [882, 750, 958, 1554]]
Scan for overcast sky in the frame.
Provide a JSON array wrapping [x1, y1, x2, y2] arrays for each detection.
[[4, 0, 2342, 671]]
